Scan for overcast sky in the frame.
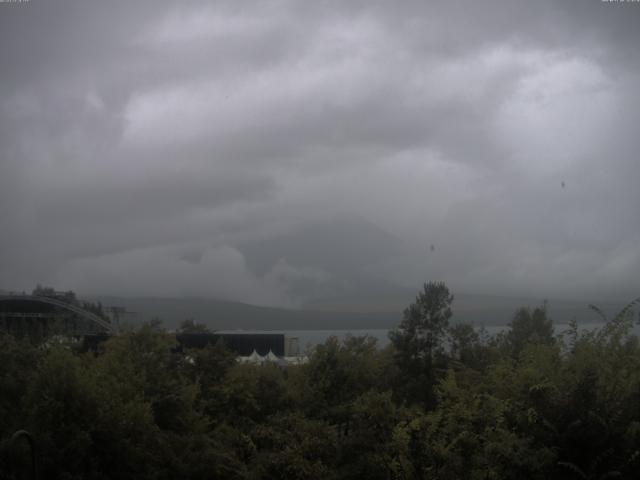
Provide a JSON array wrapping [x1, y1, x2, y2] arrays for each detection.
[[1, 0, 639, 308]]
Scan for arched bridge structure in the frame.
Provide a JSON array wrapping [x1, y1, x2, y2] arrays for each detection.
[[0, 294, 117, 334]]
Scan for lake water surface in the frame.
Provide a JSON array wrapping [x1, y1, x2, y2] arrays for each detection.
[[221, 322, 640, 353]]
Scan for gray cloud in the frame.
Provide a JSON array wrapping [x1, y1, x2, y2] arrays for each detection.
[[1, 0, 639, 307]]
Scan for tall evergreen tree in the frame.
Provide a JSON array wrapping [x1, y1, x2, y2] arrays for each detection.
[[389, 281, 453, 407]]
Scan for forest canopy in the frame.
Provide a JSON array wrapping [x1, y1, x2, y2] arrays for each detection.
[[1, 282, 639, 479]]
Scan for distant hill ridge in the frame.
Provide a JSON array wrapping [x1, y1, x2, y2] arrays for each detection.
[[86, 294, 627, 331]]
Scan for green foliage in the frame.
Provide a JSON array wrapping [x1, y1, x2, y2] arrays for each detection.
[[249, 413, 338, 480], [447, 322, 498, 370], [389, 281, 453, 406], [298, 335, 392, 418], [2, 288, 640, 479], [506, 302, 555, 357], [391, 370, 555, 479], [177, 318, 211, 334]]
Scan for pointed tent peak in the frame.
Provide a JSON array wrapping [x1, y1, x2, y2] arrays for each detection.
[[266, 349, 279, 361], [248, 349, 263, 362]]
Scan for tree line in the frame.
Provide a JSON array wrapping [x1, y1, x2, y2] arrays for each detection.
[[1, 282, 639, 479]]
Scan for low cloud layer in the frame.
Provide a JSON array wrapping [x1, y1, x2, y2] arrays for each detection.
[[1, 0, 639, 307]]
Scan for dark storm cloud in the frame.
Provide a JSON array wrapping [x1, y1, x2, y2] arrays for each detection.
[[1, 0, 639, 306]]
